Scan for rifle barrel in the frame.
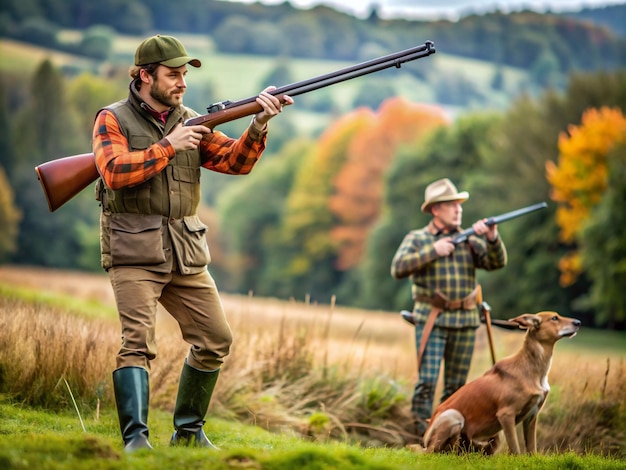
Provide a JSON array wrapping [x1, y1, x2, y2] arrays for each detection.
[[452, 202, 548, 245], [185, 41, 435, 126], [273, 41, 435, 97]]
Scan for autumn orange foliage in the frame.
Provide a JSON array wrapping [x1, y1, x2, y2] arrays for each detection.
[[328, 98, 448, 270], [546, 106, 626, 286], [281, 110, 375, 273]]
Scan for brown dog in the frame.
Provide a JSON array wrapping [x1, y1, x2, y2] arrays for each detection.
[[423, 311, 580, 454]]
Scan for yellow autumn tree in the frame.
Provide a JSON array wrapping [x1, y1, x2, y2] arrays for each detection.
[[545, 106, 626, 286]]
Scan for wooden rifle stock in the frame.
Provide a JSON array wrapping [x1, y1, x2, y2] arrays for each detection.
[[35, 41, 436, 212], [35, 153, 99, 212]]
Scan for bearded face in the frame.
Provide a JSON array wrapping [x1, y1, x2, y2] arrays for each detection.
[[148, 65, 188, 108]]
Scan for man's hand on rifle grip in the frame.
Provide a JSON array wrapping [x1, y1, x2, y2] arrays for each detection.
[[472, 218, 498, 242], [434, 238, 456, 257], [167, 123, 213, 152], [253, 86, 294, 131]]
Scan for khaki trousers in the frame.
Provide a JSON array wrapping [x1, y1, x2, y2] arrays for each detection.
[[109, 267, 232, 371]]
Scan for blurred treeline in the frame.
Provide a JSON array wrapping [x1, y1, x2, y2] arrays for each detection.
[[0, 0, 625, 330], [2, 0, 626, 74]]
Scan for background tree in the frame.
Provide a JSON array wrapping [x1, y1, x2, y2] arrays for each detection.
[[477, 92, 569, 318], [279, 13, 325, 59], [216, 138, 311, 297], [546, 107, 626, 327], [0, 167, 21, 262], [351, 77, 397, 110], [14, 17, 58, 47], [246, 21, 285, 56], [67, 72, 125, 139], [212, 15, 252, 53], [579, 143, 626, 328], [79, 25, 115, 60], [330, 98, 448, 272], [0, 80, 14, 176], [433, 72, 485, 107], [274, 111, 371, 301], [531, 49, 564, 89], [10, 60, 93, 268], [115, 2, 153, 35], [546, 107, 626, 285], [260, 61, 294, 93]]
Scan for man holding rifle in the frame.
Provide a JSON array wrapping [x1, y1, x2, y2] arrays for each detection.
[[93, 34, 293, 452], [390, 178, 507, 443]]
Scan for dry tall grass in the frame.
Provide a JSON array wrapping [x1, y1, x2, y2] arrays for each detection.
[[0, 266, 624, 455]]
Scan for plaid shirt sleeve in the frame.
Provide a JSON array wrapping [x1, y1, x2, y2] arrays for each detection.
[[468, 234, 507, 271], [390, 229, 439, 279], [93, 109, 175, 190], [198, 124, 266, 175], [94, 111, 267, 190]]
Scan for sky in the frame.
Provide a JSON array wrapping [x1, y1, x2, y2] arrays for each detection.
[[223, 0, 626, 20]]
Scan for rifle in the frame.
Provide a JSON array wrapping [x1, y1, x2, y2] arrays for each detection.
[[451, 201, 548, 245], [35, 41, 436, 212]]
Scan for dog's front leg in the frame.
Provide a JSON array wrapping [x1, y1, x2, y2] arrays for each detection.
[[523, 414, 538, 453], [497, 411, 521, 454]]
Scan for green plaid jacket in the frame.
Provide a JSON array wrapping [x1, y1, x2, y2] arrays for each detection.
[[391, 221, 507, 328]]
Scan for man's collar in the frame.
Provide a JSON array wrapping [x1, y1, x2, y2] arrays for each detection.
[[428, 220, 459, 236], [130, 79, 174, 123], [140, 102, 171, 123]]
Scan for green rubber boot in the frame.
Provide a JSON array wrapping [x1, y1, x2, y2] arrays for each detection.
[[112, 367, 152, 452], [170, 361, 220, 449]]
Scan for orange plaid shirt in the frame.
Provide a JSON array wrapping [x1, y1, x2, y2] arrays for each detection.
[[93, 109, 266, 190]]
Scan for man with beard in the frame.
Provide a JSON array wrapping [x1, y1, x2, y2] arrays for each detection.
[[390, 178, 507, 444], [92, 35, 293, 452]]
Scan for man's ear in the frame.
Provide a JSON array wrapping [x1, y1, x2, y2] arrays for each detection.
[[139, 68, 153, 84]]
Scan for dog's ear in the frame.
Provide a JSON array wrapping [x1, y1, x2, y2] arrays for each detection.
[[508, 313, 541, 330]]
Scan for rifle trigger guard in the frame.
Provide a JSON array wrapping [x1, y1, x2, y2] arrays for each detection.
[[206, 100, 233, 114]]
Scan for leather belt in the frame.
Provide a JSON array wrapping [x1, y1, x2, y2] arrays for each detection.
[[414, 293, 477, 311], [416, 286, 479, 370]]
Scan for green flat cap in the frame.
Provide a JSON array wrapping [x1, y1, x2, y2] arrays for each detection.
[[135, 34, 201, 68]]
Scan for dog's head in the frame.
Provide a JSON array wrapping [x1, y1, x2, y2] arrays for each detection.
[[508, 311, 581, 341]]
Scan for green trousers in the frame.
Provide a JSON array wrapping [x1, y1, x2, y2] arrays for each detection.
[[411, 323, 476, 437]]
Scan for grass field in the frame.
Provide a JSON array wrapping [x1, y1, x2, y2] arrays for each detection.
[[0, 265, 624, 470], [3, 401, 623, 470]]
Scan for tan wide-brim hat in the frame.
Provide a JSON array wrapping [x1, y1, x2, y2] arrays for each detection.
[[421, 178, 469, 213]]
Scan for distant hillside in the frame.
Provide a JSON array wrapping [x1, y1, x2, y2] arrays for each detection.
[[1, 0, 625, 118], [1, 0, 625, 74], [564, 3, 626, 37]]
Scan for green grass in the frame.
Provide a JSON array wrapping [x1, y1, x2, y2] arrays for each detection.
[[1, 276, 624, 467], [0, 400, 623, 470]]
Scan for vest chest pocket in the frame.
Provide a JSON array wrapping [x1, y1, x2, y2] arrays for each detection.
[[172, 166, 201, 183], [110, 213, 166, 267], [129, 135, 153, 151]]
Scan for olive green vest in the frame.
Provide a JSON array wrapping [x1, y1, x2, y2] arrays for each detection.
[[101, 95, 201, 217], [97, 88, 210, 275]]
